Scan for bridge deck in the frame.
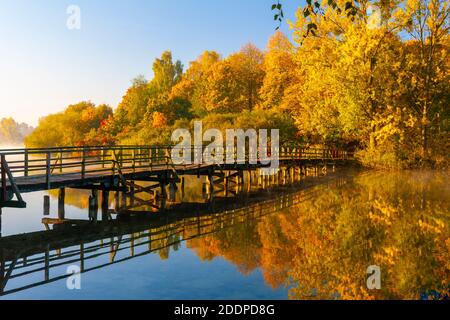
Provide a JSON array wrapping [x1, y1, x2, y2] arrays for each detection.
[[7, 163, 207, 193]]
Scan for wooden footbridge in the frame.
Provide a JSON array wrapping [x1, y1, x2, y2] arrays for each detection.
[[0, 145, 353, 209]]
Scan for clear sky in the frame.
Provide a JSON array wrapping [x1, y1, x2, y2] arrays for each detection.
[[0, 0, 302, 126]]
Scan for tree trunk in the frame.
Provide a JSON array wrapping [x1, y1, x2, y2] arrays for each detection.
[[421, 103, 428, 158]]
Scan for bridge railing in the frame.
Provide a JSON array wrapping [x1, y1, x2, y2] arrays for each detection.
[[0, 145, 352, 186]]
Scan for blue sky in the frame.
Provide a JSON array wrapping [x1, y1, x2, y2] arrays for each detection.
[[0, 0, 302, 126]]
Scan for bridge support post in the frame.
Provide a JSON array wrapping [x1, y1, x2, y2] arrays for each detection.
[[169, 181, 177, 202], [101, 189, 109, 221], [160, 177, 167, 200], [43, 195, 50, 216], [181, 177, 185, 200], [58, 188, 65, 220], [89, 190, 98, 222], [121, 190, 127, 209]]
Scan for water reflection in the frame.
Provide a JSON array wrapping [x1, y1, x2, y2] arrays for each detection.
[[189, 171, 449, 300], [0, 170, 448, 299]]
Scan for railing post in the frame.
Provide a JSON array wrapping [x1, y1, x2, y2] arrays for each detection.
[[132, 148, 136, 172], [165, 148, 169, 168], [149, 147, 153, 169], [24, 150, 29, 177], [81, 147, 86, 179], [101, 148, 105, 169], [59, 150, 63, 173], [46, 151, 51, 189], [138, 147, 142, 166], [1, 155, 7, 201], [111, 150, 116, 175]]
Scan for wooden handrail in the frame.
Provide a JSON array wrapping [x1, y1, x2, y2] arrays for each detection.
[[0, 145, 353, 187]]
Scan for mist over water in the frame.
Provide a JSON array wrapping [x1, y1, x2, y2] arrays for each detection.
[[0, 143, 24, 150]]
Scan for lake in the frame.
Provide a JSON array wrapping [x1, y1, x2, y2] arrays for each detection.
[[0, 169, 448, 300]]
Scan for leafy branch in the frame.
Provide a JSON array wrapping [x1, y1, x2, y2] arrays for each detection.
[[272, 0, 360, 36]]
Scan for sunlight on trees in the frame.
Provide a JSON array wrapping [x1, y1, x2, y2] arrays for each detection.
[[25, 0, 449, 168]]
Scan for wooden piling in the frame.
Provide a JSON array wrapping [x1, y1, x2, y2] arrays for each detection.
[[58, 188, 65, 220], [181, 177, 185, 199], [101, 189, 109, 220], [43, 195, 50, 216], [89, 191, 98, 222]]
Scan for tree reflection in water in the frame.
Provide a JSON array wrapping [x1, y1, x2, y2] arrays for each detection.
[[187, 171, 449, 300]]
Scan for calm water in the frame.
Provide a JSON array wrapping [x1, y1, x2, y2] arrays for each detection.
[[0, 170, 448, 300]]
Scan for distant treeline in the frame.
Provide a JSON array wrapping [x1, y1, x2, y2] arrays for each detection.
[[25, 1, 449, 168], [0, 118, 33, 146]]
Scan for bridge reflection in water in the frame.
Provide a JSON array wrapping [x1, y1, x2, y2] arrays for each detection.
[[0, 168, 347, 297]]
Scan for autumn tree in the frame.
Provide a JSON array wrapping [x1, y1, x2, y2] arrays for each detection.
[[396, 0, 450, 157], [170, 51, 221, 117], [259, 31, 296, 110], [146, 51, 185, 122], [113, 75, 152, 132], [203, 44, 265, 113], [25, 101, 112, 147]]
